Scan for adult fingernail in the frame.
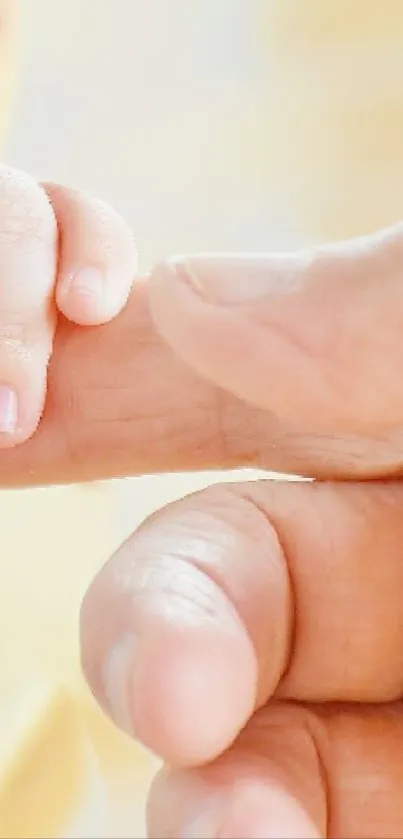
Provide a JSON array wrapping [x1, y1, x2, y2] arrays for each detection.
[[69, 265, 103, 299], [102, 633, 136, 737], [168, 253, 303, 305], [0, 385, 18, 433]]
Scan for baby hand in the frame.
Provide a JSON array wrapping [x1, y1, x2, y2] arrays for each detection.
[[0, 166, 136, 448]]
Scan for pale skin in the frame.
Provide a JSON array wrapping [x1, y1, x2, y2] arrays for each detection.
[[4, 5, 403, 839]]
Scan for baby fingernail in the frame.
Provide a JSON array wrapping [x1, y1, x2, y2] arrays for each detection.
[[0, 385, 18, 433], [70, 265, 103, 298], [168, 253, 301, 305], [102, 633, 136, 736]]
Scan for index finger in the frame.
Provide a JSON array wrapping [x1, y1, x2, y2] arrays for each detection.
[[0, 276, 402, 487]]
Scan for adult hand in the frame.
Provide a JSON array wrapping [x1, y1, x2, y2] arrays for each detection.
[[5, 223, 403, 836], [3, 224, 403, 486]]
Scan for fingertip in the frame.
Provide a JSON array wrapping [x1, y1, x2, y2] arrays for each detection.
[[104, 622, 257, 766], [57, 261, 135, 327], [0, 369, 48, 450], [148, 765, 323, 839], [56, 265, 109, 326], [44, 183, 136, 326], [80, 486, 293, 765], [149, 235, 403, 436], [81, 566, 258, 766]]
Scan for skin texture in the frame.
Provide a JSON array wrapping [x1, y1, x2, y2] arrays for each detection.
[[4, 225, 403, 485], [0, 196, 403, 837], [11, 220, 401, 839], [3, 4, 403, 832], [0, 168, 136, 449]]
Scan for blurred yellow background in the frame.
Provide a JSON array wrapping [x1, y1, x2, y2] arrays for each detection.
[[2, 1, 403, 837]]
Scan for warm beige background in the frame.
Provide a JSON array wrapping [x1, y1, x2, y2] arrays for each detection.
[[8, 0, 292, 267]]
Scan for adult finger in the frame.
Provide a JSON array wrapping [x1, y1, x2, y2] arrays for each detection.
[[1, 277, 403, 485], [149, 223, 403, 436], [149, 701, 403, 839], [81, 479, 403, 765]]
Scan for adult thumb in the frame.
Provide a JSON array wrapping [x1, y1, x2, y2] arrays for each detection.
[[149, 224, 403, 436]]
